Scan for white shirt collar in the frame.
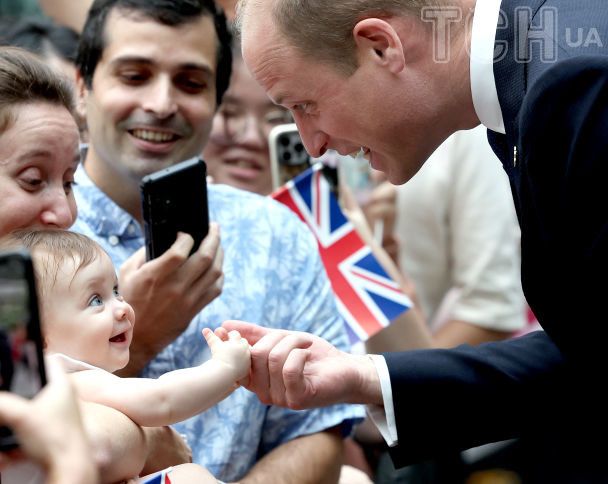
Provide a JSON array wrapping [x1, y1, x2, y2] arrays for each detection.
[[470, 0, 506, 134]]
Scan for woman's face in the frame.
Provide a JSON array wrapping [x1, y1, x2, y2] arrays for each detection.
[[0, 102, 80, 236], [203, 59, 292, 196]]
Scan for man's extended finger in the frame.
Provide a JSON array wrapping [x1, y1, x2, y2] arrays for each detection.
[[267, 333, 313, 405], [248, 330, 289, 404], [146, 232, 194, 273], [283, 347, 311, 410], [193, 222, 221, 263], [222, 320, 274, 345]]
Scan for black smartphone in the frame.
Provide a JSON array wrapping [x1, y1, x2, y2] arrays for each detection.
[[0, 248, 46, 451], [140, 157, 209, 261], [268, 123, 312, 190]]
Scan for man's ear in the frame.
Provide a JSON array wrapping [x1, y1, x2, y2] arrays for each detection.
[[75, 70, 89, 114], [353, 18, 405, 74]]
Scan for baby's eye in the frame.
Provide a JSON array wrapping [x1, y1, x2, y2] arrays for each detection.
[[113, 286, 123, 300], [88, 295, 103, 307]]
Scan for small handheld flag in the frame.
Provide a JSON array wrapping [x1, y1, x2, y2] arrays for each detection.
[[272, 163, 412, 343], [140, 469, 172, 484]]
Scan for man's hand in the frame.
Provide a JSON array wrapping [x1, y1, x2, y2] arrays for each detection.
[[203, 328, 251, 382], [119, 223, 224, 375], [220, 321, 383, 409]]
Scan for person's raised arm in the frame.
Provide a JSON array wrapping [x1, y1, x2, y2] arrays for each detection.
[[236, 426, 344, 484], [72, 329, 250, 427], [117, 225, 224, 376]]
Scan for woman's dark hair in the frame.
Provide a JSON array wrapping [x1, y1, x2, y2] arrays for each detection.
[[76, 0, 232, 106]]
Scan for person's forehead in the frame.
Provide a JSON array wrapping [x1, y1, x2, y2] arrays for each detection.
[[70, 250, 113, 284], [9, 103, 79, 141], [243, 37, 331, 106], [0, 103, 80, 170], [240, 0, 281, 56], [100, 8, 218, 69], [242, 26, 291, 81]]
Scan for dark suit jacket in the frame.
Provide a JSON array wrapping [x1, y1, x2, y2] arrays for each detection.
[[386, 0, 608, 470]]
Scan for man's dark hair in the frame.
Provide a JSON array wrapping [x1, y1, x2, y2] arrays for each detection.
[[76, 0, 232, 106], [2, 16, 80, 63]]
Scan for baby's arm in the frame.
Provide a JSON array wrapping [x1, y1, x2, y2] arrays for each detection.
[[71, 329, 250, 427]]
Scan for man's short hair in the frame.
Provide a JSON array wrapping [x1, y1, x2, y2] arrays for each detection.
[[0, 46, 75, 134], [238, 0, 446, 75], [77, 0, 232, 106]]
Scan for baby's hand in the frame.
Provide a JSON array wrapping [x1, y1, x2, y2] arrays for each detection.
[[202, 328, 251, 382]]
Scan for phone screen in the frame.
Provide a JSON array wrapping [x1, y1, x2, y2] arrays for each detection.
[[0, 249, 45, 450]]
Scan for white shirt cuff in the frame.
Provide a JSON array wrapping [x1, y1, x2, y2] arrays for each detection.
[[365, 354, 398, 447]]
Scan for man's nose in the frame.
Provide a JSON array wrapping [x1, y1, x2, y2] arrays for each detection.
[[143, 76, 178, 118], [39, 188, 76, 229], [294, 119, 328, 158]]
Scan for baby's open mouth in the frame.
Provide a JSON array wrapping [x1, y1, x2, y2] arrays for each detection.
[[109, 332, 126, 343]]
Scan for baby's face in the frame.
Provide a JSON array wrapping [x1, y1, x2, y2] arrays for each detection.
[[42, 251, 135, 372]]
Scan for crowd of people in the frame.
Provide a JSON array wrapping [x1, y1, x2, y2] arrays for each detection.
[[1, 0, 605, 483]]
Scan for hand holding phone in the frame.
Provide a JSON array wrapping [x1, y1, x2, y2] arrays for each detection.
[[141, 157, 210, 261], [0, 248, 46, 451]]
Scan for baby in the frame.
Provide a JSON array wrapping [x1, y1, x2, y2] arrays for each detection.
[[8, 229, 251, 484]]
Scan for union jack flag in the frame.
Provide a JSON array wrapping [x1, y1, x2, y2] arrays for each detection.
[[140, 470, 172, 484], [272, 163, 412, 343]]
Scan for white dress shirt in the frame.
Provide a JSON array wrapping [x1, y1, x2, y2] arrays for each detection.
[[369, 0, 506, 446], [470, 0, 506, 133]]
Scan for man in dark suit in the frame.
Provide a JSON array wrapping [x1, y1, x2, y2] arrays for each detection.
[[222, 0, 608, 479]]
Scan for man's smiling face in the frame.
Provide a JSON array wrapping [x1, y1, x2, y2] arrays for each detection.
[[240, 4, 470, 185], [81, 9, 218, 182]]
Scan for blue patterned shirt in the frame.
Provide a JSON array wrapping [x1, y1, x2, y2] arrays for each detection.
[[71, 165, 364, 481]]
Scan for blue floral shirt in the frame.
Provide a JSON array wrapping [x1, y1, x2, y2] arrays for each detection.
[[71, 165, 364, 481]]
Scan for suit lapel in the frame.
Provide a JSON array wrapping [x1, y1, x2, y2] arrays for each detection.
[[489, 0, 547, 213]]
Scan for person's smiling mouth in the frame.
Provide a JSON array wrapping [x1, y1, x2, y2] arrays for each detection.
[[128, 128, 180, 143]]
